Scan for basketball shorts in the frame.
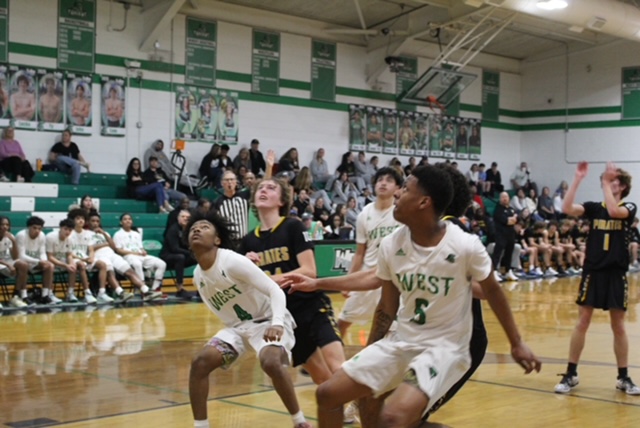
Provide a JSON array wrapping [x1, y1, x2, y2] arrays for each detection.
[[342, 332, 470, 415], [207, 315, 296, 369], [576, 268, 628, 311], [96, 253, 131, 274], [289, 293, 342, 367], [0, 259, 15, 276], [339, 288, 381, 324], [26, 260, 43, 273]]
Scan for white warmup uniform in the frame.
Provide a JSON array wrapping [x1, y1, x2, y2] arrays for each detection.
[[69, 229, 98, 270], [194, 248, 296, 365], [342, 223, 492, 414], [45, 231, 73, 271], [113, 228, 166, 284], [339, 203, 399, 324], [0, 235, 16, 275], [92, 231, 132, 274], [15, 230, 47, 271]]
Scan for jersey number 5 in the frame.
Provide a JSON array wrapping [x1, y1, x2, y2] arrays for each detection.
[[233, 304, 253, 321], [411, 298, 429, 325]]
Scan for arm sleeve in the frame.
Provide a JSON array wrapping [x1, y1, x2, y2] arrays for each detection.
[[38, 235, 47, 261], [16, 233, 41, 263], [229, 254, 287, 327]]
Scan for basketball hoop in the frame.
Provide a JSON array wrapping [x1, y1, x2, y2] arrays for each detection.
[[425, 95, 446, 115], [171, 139, 186, 152]]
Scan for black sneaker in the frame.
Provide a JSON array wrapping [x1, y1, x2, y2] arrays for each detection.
[[175, 288, 194, 300]]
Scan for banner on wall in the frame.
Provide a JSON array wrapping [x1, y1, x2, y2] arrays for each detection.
[[365, 106, 382, 153], [0, 65, 8, 127], [9, 65, 38, 130], [217, 90, 239, 144], [456, 117, 469, 160], [100, 75, 126, 136], [379, 108, 396, 155], [414, 113, 428, 156], [57, 0, 96, 74], [429, 115, 443, 158], [468, 118, 482, 160], [398, 110, 416, 156], [37, 69, 65, 131], [440, 115, 457, 159], [66, 72, 92, 135], [348, 104, 366, 152], [175, 85, 199, 141], [195, 87, 218, 142]]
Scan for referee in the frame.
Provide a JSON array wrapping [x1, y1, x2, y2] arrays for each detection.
[[214, 170, 249, 249]]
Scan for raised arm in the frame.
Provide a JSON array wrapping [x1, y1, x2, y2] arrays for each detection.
[[562, 162, 587, 217], [282, 269, 380, 293], [602, 162, 631, 219]]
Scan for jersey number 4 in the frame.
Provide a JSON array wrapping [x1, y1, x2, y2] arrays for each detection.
[[233, 304, 253, 321], [411, 298, 429, 325]]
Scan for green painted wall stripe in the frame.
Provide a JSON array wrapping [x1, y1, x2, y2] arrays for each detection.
[[9, 41, 56, 57], [281, 78, 310, 91]]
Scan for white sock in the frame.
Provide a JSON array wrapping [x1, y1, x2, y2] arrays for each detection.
[[85, 289, 93, 296], [115, 286, 124, 295], [20, 289, 27, 298], [98, 288, 106, 295], [140, 285, 149, 294], [291, 410, 305, 425], [194, 420, 209, 427], [67, 287, 74, 296], [152, 281, 161, 291], [42, 288, 50, 297]]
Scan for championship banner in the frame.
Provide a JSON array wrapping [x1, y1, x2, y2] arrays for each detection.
[[100, 75, 125, 136], [456, 117, 470, 160], [398, 110, 416, 156], [217, 90, 239, 144], [37, 69, 65, 131], [414, 113, 428, 156], [175, 85, 199, 141], [365, 106, 382, 153], [429, 115, 443, 158], [440, 115, 457, 159], [66, 72, 92, 135], [0, 65, 10, 127], [9, 65, 37, 130], [468, 118, 482, 160], [195, 87, 218, 143], [348, 104, 366, 152]]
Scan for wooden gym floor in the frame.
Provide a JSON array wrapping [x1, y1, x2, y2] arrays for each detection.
[[2, 273, 640, 427]]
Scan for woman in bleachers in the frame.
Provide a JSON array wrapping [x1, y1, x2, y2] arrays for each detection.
[[125, 157, 172, 214], [0, 127, 34, 182], [332, 171, 359, 205], [337, 151, 365, 191], [293, 166, 331, 205], [80, 195, 99, 216], [278, 147, 300, 181], [198, 144, 222, 189], [313, 197, 331, 226], [345, 196, 360, 229], [232, 147, 252, 174], [309, 148, 332, 188]]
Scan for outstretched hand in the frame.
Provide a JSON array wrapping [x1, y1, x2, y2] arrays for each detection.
[[601, 161, 617, 184], [511, 341, 542, 374], [575, 161, 589, 180], [266, 149, 276, 167], [280, 273, 318, 294]]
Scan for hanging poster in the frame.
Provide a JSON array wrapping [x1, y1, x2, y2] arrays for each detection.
[[57, 0, 96, 73], [365, 106, 382, 153], [429, 115, 443, 158], [456, 117, 469, 160], [348, 104, 366, 152], [185, 17, 217, 87], [9, 66, 38, 130], [0, 64, 8, 127], [100, 75, 125, 136], [398, 111, 416, 156], [468, 119, 482, 160], [37, 69, 65, 131], [414, 113, 428, 157], [217, 90, 239, 144], [195, 87, 218, 142], [175, 85, 199, 141], [440, 116, 457, 159], [66, 72, 92, 134], [379, 109, 397, 155]]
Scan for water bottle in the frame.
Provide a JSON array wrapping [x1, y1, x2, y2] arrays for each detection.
[[36, 158, 43, 171]]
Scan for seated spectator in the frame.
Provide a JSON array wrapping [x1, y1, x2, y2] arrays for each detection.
[[404, 156, 417, 177], [526, 221, 557, 276], [143, 155, 188, 206], [113, 213, 165, 300], [278, 147, 300, 181], [466, 163, 479, 186], [198, 144, 222, 188], [470, 185, 485, 211], [510, 188, 527, 213], [214, 170, 249, 247], [0, 215, 30, 308], [337, 151, 366, 191], [477, 163, 488, 194], [310, 148, 332, 187], [80, 194, 99, 217], [165, 197, 192, 236], [332, 171, 359, 205], [324, 213, 353, 240], [354, 151, 373, 186], [143, 139, 176, 181], [160, 209, 196, 300], [313, 197, 331, 226], [525, 188, 542, 221], [419, 155, 429, 166], [357, 186, 375, 210], [345, 196, 360, 229], [218, 144, 232, 170], [553, 189, 566, 219], [238, 171, 256, 199], [510, 161, 538, 194], [555, 180, 568, 196], [301, 212, 324, 240], [293, 189, 311, 216], [49, 129, 90, 185], [248, 138, 266, 177], [293, 166, 331, 206], [196, 197, 212, 215], [236, 164, 248, 187], [0, 127, 34, 182], [233, 147, 252, 174], [537, 186, 556, 220], [126, 157, 171, 213], [485, 162, 503, 196]]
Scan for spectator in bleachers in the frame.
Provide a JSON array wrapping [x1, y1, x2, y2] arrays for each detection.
[[198, 144, 222, 188], [354, 151, 373, 186], [510, 161, 538, 194], [470, 184, 484, 211], [466, 163, 479, 186], [310, 148, 332, 188], [332, 171, 359, 205], [126, 157, 172, 214], [113, 213, 164, 300], [165, 197, 191, 236], [232, 147, 252, 174], [477, 163, 488, 194], [510, 188, 527, 213], [196, 198, 212, 216], [46, 217, 97, 304], [324, 212, 353, 240], [278, 147, 300, 181], [80, 195, 99, 217], [16, 216, 58, 304], [525, 188, 542, 221], [404, 156, 417, 177], [345, 196, 360, 229], [293, 166, 331, 206], [537, 186, 557, 220], [301, 212, 324, 241], [293, 189, 311, 217], [49, 129, 90, 185], [160, 209, 196, 300], [218, 144, 233, 171], [143, 155, 187, 206], [313, 197, 331, 226], [214, 170, 249, 247], [249, 138, 266, 177], [143, 140, 175, 182], [555, 180, 568, 196], [0, 127, 34, 182], [485, 162, 503, 196], [0, 215, 30, 308], [338, 151, 366, 191], [553, 188, 566, 219]]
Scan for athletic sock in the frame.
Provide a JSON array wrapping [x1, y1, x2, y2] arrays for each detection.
[[194, 420, 209, 428], [567, 363, 578, 376], [152, 280, 161, 291], [67, 287, 74, 296], [20, 289, 27, 298], [618, 367, 628, 379], [42, 288, 50, 297], [98, 288, 106, 296], [291, 410, 306, 426], [115, 286, 124, 295], [140, 285, 150, 294]]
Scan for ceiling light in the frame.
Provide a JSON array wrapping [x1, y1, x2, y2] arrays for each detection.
[[536, 0, 568, 10]]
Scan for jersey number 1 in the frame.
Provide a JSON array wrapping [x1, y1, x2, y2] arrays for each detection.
[[233, 304, 253, 321], [411, 298, 429, 325]]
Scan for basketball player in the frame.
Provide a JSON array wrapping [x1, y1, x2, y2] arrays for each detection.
[[283, 165, 541, 427], [105, 86, 124, 127], [0, 215, 30, 308], [70, 84, 90, 126], [11, 75, 35, 121], [555, 162, 640, 395], [186, 211, 311, 428], [39, 77, 62, 123]]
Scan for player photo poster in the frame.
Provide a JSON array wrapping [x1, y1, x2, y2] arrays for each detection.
[[348, 104, 366, 152], [414, 113, 428, 156], [379, 108, 397, 155], [456, 117, 470, 160], [440, 116, 457, 159], [9, 65, 37, 130], [100, 75, 125, 136], [175, 85, 199, 141], [398, 110, 416, 156], [195, 87, 218, 142], [0, 65, 10, 127], [217, 91, 238, 144], [66, 72, 92, 135], [37, 69, 65, 131], [366, 106, 382, 153], [468, 119, 482, 160], [429, 114, 443, 158]]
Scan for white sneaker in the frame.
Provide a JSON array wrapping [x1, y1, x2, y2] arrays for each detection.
[[531, 267, 544, 276], [66, 293, 79, 303], [143, 291, 163, 301], [493, 271, 504, 282], [545, 267, 558, 277], [97, 293, 114, 304], [49, 294, 62, 304], [343, 401, 360, 425], [616, 377, 640, 395], [555, 373, 579, 394], [10, 295, 28, 308], [0, 175, 9, 182], [504, 270, 519, 281], [84, 293, 97, 305]]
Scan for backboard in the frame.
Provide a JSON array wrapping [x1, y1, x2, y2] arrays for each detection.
[[397, 66, 477, 108]]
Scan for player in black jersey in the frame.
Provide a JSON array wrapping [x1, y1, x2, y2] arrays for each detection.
[[556, 161, 640, 395], [239, 177, 345, 385]]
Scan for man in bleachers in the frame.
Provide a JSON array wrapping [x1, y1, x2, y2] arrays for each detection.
[[143, 156, 188, 207], [49, 129, 90, 185], [160, 209, 196, 300], [249, 138, 266, 177]]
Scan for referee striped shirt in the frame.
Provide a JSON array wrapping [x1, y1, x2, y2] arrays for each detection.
[[214, 193, 249, 240]]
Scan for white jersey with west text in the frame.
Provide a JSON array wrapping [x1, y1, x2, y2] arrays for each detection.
[[45, 231, 72, 261], [69, 230, 95, 258], [356, 203, 399, 269]]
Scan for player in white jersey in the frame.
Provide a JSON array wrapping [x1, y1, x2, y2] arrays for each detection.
[[338, 167, 403, 339], [46, 218, 96, 304], [113, 213, 164, 301], [87, 213, 140, 303], [284, 165, 541, 427], [15, 216, 59, 305], [0, 216, 30, 308], [186, 211, 311, 428]]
